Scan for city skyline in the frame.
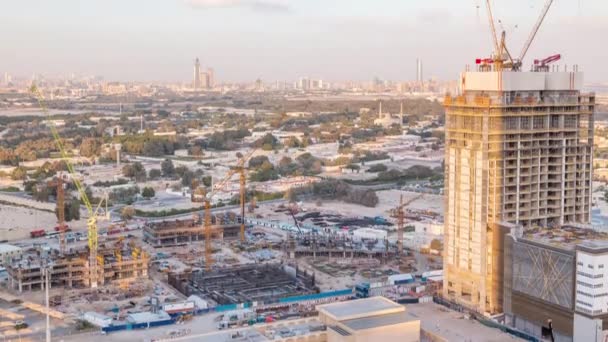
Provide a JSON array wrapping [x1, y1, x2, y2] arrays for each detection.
[[2, 0, 607, 82]]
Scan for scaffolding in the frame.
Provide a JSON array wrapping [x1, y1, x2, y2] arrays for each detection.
[[7, 243, 149, 292], [142, 214, 241, 248]]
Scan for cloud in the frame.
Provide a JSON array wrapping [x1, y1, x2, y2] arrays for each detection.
[[185, 0, 291, 12]]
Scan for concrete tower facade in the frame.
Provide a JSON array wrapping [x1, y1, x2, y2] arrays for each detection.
[[443, 69, 595, 314]]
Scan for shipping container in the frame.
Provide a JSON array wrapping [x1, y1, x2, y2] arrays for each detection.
[[162, 301, 195, 314]]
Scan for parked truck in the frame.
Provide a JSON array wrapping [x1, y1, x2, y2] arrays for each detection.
[[30, 230, 46, 238]]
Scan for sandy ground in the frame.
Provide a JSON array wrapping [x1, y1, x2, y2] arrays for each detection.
[[0, 203, 86, 241], [284, 189, 443, 219]]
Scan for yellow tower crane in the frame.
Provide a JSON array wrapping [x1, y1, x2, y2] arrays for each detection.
[[199, 148, 257, 271], [31, 85, 107, 288], [394, 193, 424, 257]]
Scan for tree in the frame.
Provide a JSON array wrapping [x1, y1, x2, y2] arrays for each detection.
[[345, 164, 360, 173], [121, 206, 136, 220], [253, 133, 280, 150], [181, 170, 195, 187], [142, 140, 167, 157], [249, 155, 270, 169], [79, 138, 102, 158], [161, 159, 175, 177], [142, 187, 155, 199], [66, 198, 80, 221], [122, 162, 147, 182], [367, 164, 387, 173], [148, 168, 161, 180], [33, 185, 50, 202], [284, 189, 297, 203], [285, 136, 301, 148], [175, 165, 188, 177], [430, 239, 443, 251], [190, 145, 203, 157], [11, 166, 27, 180]]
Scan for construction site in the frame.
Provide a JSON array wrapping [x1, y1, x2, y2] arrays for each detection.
[[6, 239, 149, 292], [143, 213, 241, 247], [168, 263, 318, 305]]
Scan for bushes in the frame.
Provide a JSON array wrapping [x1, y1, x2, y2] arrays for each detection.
[[93, 178, 129, 187], [376, 165, 441, 183], [367, 164, 387, 173], [312, 179, 378, 207], [122, 162, 146, 182], [142, 187, 155, 199]]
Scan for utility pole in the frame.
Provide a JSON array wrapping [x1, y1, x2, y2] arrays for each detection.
[[44, 266, 51, 342]]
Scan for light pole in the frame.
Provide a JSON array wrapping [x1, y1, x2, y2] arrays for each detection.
[[43, 265, 51, 342]]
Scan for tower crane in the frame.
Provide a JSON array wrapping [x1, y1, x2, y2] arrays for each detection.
[[198, 148, 257, 270], [518, 0, 554, 68], [482, 0, 555, 71], [394, 193, 424, 257], [31, 85, 107, 288], [47, 175, 66, 254]]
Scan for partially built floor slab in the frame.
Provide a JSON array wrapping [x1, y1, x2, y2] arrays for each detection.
[[169, 263, 318, 305]]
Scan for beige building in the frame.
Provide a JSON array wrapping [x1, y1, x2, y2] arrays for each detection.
[[317, 297, 420, 342], [443, 70, 595, 314]]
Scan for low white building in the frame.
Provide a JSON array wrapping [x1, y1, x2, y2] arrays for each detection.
[[317, 297, 420, 342], [83, 312, 113, 328], [0, 244, 22, 266], [353, 228, 387, 241]]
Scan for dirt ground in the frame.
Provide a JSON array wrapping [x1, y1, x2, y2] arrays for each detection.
[[0, 203, 87, 241]]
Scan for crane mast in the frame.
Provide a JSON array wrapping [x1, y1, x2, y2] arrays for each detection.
[[200, 148, 257, 271], [31, 85, 100, 288], [482, 0, 555, 72], [485, 0, 500, 57]]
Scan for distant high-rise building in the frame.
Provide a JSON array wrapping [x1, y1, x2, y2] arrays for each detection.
[[298, 77, 310, 91], [193, 58, 201, 90], [193, 58, 215, 90], [206, 68, 215, 88], [416, 58, 423, 83], [443, 67, 594, 314]]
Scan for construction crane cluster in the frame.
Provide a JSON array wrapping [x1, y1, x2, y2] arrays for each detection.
[[31, 85, 108, 288], [192, 148, 258, 271], [479, 0, 557, 72]]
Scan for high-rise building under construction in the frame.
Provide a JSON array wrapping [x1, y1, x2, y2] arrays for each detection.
[[443, 66, 595, 313]]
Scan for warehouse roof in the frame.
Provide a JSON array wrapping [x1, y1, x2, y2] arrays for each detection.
[[341, 311, 414, 331], [317, 296, 403, 321]]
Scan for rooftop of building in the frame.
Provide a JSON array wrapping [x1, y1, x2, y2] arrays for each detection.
[[520, 224, 608, 251], [126, 311, 170, 324], [459, 70, 585, 92], [0, 244, 21, 254], [317, 296, 404, 322], [341, 311, 414, 331]]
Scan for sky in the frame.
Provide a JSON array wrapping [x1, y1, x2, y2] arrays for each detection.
[[1, 0, 607, 83]]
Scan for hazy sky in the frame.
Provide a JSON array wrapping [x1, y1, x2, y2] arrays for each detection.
[[1, 0, 607, 83]]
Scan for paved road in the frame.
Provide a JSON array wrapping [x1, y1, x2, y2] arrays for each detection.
[[60, 311, 222, 342]]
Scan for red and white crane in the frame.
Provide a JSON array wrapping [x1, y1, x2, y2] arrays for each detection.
[[480, 0, 556, 71]]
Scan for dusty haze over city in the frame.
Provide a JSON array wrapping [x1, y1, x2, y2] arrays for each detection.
[[1, 0, 608, 82]]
